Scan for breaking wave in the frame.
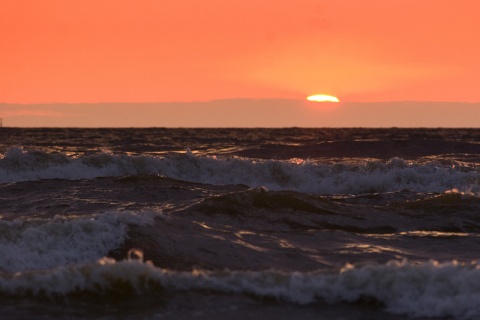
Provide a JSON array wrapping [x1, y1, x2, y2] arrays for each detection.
[[0, 211, 161, 272], [1, 148, 479, 195], [1, 258, 480, 319]]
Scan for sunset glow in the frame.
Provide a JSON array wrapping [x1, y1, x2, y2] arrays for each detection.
[[1, 0, 479, 127], [306, 95, 340, 103]]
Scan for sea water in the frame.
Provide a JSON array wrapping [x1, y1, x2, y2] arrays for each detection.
[[1, 128, 480, 319]]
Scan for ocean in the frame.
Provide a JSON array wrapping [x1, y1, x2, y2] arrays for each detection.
[[1, 127, 480, 319]]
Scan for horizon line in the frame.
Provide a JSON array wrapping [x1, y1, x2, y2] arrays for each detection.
[[2, 99, 480, 105]]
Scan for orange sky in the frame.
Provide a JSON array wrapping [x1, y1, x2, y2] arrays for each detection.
[[1, 1, 480, 126], [3, 0, 480, 103]]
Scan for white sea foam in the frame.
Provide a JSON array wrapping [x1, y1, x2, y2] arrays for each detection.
[[0, 210, 161, 272], [1, 259, 480, 319], [1, 148, 479, 195]]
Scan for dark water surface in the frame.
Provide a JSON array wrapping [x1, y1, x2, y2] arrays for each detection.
[[1, 128, 480, 319]]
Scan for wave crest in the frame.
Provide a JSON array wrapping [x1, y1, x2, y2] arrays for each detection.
[[1, 148, 479, 195], [2, 259, 480, 319], [0, 211, 161, 272]]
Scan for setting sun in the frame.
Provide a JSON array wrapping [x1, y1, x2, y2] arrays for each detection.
[[306, 94, 340, 103]]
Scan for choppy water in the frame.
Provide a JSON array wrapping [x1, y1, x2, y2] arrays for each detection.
[[1, 128, 480, 319]]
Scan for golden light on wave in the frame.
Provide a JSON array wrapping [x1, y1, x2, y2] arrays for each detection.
[[306, 94, 340, 103]]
